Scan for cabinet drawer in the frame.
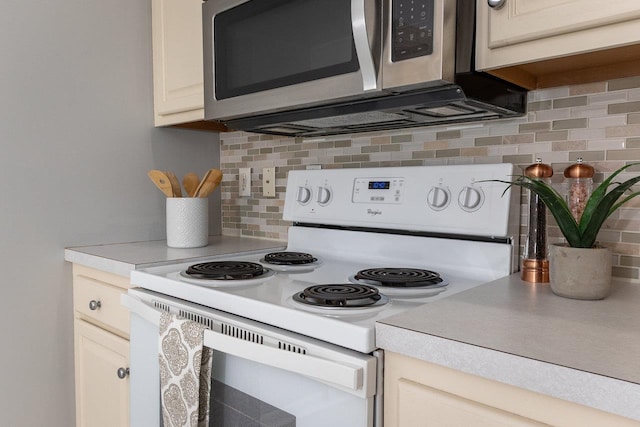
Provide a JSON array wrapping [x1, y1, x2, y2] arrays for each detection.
[[74, 276, 130, 337]]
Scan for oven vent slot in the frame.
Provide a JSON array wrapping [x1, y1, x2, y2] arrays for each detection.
[[153, 300, 171, 313], [220, 323, 264, 345], [278, 341, 307, 355], [179, 309, 216, 330]]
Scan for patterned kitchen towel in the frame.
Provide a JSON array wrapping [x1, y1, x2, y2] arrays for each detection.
[[159, 312, 213, 427]]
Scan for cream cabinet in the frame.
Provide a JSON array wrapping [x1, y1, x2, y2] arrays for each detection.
[[476, 0, 640, 89], [152, 0, 226, 131], [384, 351, 640, 427], [73, 264, 130, 427]]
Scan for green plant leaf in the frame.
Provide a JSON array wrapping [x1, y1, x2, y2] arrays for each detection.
[[579, 162, 640, 234], [579, 175, 640, 248]]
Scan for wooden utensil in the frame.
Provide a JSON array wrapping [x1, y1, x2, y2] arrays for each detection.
[[194, 169, 223, 198], [147, 170, 174, 197], [182, 172, 200, 197], [165, 171, 182, 197]]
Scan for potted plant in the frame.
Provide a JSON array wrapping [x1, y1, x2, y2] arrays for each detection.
[[495, 162, 640, 300]]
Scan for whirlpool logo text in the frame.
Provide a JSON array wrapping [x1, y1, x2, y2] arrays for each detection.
[[367, 209, 382, 216]]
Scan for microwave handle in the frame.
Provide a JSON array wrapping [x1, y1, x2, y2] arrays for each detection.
[[121, 294, 363, 392], [351, 0, 377, 91]]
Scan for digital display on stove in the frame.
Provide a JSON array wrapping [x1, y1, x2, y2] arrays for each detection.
[[368, 181, 390, 190]]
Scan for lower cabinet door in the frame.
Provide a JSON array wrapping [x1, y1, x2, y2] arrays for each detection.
[[75, 319, 130, 427], [396, 379, 548, 427]]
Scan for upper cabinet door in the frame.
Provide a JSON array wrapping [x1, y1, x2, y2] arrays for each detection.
[[487, 0, 640, 49], [152, 0, 204, 126], [476, 0, 640, 84]]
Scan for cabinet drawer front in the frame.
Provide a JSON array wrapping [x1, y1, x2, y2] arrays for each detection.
[[74, 276, 130, 336]]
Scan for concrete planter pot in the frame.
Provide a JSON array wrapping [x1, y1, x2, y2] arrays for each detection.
[[549, 244, 612, 300]]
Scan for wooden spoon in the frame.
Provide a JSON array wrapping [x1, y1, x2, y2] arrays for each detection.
[[165, 171, 182, 197], [147, 170, 174, 197], [194, 169, 223, 198], [182, 172, 200, 197]]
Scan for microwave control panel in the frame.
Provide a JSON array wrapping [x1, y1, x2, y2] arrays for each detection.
[[392, 0, 434, 62], [352, 177, 405, 204]]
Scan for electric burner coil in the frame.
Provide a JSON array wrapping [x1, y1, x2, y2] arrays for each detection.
[[354, 267, 444, 288], [263, 251, 318, 265], [185, 261, 268, 280], [293, 284, 384, 308]]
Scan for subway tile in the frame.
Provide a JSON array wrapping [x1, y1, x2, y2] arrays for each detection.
[[608, 101, 640, 114], [589, 91, 628, 105], [503, 134, 534, 144], [606, 124, 640, 138], [502, 154, 533, 165], [552, 118, 588, 130], [587, 139, 625, 150], [612, 266, 639, 279], [553, 96, 588, 108], [626, 137, 640, 149], [536, 108, 571, 122], [569, 81, 607, 96], [535, 130, 569, 142], [552, 140, 587, 151], [391, 134, 412, 144], [620, 255, 640, 267], [436, 130, 461, 140], [460, 147, 488, 157], [568, 151, 605, 162], [527, 100, 552, 111], [371, 136, 391, 145], [608, 76, 640, 91], [570, 104, 609, 118], [474, 136, 503, 146], [381, 144, 402, 152], [519, 122, 551, 132], [435, 148, 460, 158], [589, 114, 627, 128], [628, 113, 640, 124], [607, 149, 640, 160], [361, 145, 381, 153], [569, 128, 606, 140], [412, 151, 436, 159], [532, 86, 570, 101]]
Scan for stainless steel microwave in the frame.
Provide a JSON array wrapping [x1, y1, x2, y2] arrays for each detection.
[[203, 0, 527, 137]]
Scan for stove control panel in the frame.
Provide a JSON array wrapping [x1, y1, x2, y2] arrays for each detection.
[[283, 164, 519, 238], [353, 177, 405, 204]]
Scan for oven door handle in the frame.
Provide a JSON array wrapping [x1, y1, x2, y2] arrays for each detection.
[[203, 329, 363, 391], [121, 294, 363, 392], [351, 0, 377, 91]]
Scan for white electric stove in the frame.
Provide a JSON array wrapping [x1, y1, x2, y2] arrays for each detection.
[[125, 164, 520, 427]]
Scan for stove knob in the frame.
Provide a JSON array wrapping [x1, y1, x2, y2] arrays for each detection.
[[296, 186, 312, 205], [458, 186, 485, 212], [316, 186, 332, 206], [427, 186, 450, 211]]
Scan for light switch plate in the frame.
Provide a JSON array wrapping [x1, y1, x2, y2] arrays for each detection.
[[263, 167, 276, 197], [239, 168, 251, 197]]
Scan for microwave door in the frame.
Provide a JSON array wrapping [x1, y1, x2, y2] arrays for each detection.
[[204, 0, 382, 121]]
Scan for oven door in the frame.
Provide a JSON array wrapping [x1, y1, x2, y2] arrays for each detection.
[[123, 290, 380, 427], [203, 0, 381, 121]]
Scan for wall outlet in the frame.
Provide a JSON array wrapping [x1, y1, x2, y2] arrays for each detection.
[[239, 168, 251, 197], [263, 167, 276, 197]]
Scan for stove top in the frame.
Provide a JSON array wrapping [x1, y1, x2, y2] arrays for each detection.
[[130, 164, 520, 353]]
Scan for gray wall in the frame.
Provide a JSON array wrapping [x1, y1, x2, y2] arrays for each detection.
[[1, 0, 220, 425]]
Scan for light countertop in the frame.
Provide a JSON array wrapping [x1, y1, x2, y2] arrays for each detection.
[[64, 235, 286, 277], [377, 274, 640, 421]]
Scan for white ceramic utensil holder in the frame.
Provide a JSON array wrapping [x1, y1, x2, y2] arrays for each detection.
[[166, 198, 209, 248]]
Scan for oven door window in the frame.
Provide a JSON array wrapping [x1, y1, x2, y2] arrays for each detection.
[[214, 0, 358, 100], [208, 351, 371, 427]]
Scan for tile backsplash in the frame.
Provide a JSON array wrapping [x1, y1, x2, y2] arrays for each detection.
[[220, 76, 640, 280]]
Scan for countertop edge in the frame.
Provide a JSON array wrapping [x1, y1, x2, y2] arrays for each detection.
[[64, 236, 286, 276], [376, 322, 640, 421]]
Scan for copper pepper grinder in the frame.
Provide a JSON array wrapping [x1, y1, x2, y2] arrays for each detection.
[[521, 159, 553, 283], [564, 158, 594, 223]]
